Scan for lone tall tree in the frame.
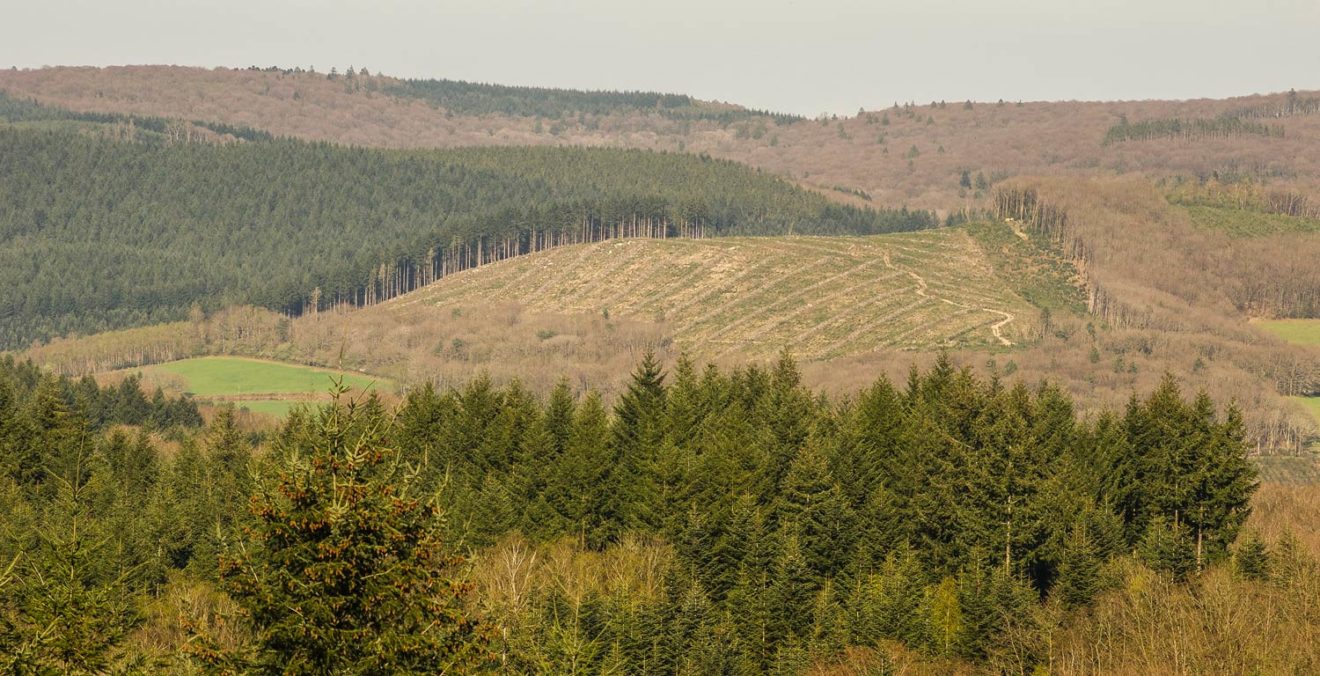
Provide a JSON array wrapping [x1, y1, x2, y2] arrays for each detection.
[[609, 352, 668, 532]]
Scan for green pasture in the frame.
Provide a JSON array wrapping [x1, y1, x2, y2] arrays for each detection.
[[147, 356, 384, 397], [1183, 205, 1320, 238], [1257, 319, 1320, 346], [133, 357, 390, 419], [1293, 396, 1320, 425]]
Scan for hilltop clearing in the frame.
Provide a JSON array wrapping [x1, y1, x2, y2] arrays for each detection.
[[386, 232, 1040, 360]]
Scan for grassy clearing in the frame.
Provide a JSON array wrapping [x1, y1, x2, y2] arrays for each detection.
[[1183, 205, 1320, 238], [1249, 322, 1320, 457], [1294, 396, 1320, 418], [1256, 318, 1320, 346], [146, 357, 383, 396], [389, 232, 1039, 360], [118, 357, 390, 419], [1292, 396, 1320, 430]]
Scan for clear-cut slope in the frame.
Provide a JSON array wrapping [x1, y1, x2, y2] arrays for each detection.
[[386, 231, 1036, 360]]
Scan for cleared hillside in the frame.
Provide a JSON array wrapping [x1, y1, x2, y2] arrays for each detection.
[[387, 231, 1037, 360], [5, 66, 1320, 208], [20, 231, 1040, 385]]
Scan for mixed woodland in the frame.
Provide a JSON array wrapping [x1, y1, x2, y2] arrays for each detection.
[[4, 353, 1311, 674], [5, 67, 1320, 209]]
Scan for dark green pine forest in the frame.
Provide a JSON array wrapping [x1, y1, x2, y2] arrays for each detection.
[[0, 90, 273, 142], [384, 75, 803, 123], [0, 100, 936, 349], [0, 353, 1261, 672]]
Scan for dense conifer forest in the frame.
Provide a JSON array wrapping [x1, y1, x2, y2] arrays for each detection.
[[0, 122, 936, 349], [0, 353, 1283, 672], [0, 91, 272, 143], [1102, 114, 1283, 145], [386, 76, 802, 123]]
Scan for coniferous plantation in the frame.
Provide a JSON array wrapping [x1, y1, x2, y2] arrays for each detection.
[[0, 118, 936, 349], [0, 90, 274, 143], [386, 77, 802, 124], [1, 351, 1300, 673]]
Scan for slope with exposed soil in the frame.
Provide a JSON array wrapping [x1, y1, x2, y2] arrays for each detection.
[[386, 231, 1037, 360]]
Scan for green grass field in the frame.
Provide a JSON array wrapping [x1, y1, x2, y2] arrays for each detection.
[[1183, 205, 1320, 238], [1293, 396, 1320, 421], [148, 356, 383, 396], [132, 357, 389, 419], [1293, 396, 1320, 442], [1257, 319, 1320, 346]]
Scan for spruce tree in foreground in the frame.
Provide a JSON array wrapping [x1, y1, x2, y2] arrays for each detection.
[[216, 392, 492, 673], [5, 449, 142, 672]]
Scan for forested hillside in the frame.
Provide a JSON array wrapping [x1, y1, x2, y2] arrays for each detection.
[[0, 90, 271, 143], [386, 75, 799, 123], [0, 125, 935, 349], [5, 67, 1319, 209], [6, 352, 1310, 673], [6, 89, 1313, 454]]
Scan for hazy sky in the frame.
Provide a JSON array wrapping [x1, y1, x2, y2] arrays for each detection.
[[4, 0, 1318, 115]]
